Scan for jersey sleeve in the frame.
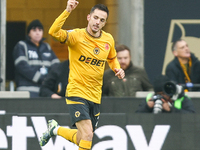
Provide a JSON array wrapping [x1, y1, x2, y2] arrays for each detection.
[[49, 10, 70, 43], [107, 38, 120, 72]]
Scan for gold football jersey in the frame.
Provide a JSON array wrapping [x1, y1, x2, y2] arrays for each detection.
[[49, 10, 120, 104], [66, 28, 120, 103]]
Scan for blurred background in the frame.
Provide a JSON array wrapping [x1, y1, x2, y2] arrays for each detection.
[[1, 0, 200, 90]]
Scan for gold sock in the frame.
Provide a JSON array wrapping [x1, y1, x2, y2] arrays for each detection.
[[57, 127, 78, 145], [79, 139, 92, 150]]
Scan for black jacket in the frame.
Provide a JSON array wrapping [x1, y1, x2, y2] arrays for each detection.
[[136, 94, 195, 113], [39, 60, 69, 97], [165, 53, 200, 91]]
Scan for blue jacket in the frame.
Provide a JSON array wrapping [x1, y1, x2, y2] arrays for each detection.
[[13, 36, 60, 96]]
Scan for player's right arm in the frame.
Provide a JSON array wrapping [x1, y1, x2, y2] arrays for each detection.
[[48, 0, 79, 42]]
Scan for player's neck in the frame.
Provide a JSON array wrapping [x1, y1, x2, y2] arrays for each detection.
[[86, 27, 101, 38]]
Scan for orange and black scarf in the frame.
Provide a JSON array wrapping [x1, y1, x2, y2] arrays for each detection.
[[179, 57, 192, 83]]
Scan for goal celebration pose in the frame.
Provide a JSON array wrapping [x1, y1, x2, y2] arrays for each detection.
[[39, 0, 125, 149]]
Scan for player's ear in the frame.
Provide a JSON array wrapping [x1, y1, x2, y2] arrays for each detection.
[[87, 14, 91, 21]]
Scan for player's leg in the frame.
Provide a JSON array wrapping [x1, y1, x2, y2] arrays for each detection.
[[75, 102, 100, 149], [57, 117, 94, 149], [52, 97, 92, 147], [57, 126, 78, 145], [75, 119, 93, 150], [40, 97, 93, 147]]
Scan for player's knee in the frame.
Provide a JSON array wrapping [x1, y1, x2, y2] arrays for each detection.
[[83, 131, 93, 141]]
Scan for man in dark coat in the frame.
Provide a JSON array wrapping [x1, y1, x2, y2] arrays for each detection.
[[39, 60, 69, 98], [102, 44, 153, 97], [165, 39, 200, 91]]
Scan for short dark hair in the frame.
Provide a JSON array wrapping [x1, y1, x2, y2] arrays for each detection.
[[115, 44, 131, 55], [27, 19, 43, 34], [171, 39, 184, 52], [90, 4, 109, 18]]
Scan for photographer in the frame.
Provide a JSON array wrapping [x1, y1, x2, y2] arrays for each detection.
[[136, 75, 195, 113]]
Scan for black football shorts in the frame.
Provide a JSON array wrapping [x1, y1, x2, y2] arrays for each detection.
[[66, 96, 100, 131]]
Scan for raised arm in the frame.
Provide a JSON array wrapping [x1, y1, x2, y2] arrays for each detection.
[[48, 0, 79, 42]]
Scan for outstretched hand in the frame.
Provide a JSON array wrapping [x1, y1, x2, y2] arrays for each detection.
[[114, 68, 125, 79], [66, 0, 79, 13]]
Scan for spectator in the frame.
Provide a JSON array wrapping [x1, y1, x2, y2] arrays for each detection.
[[39, 60, 69, 98], [13, 19, 60, 98], [136, 75, 195, 113], [102, 44, 153, 97], [165, 39, 200, 91]]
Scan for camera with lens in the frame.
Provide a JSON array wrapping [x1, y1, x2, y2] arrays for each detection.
[[163, 81, 184, 100], [151, 94, 163, 102], [151, 94, 164, 114]]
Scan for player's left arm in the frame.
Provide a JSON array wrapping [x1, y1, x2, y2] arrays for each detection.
[[107, 40, 125, 79]]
